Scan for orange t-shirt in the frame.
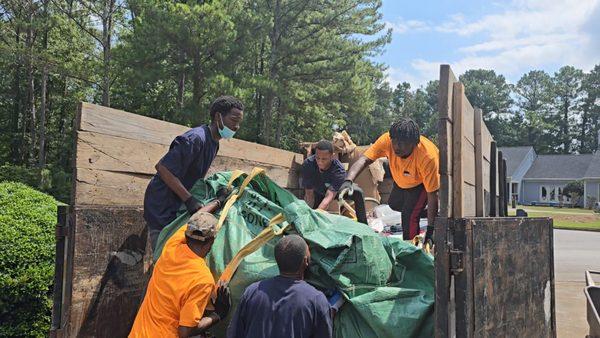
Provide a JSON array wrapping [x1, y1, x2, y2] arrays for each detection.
[[364, 133, 440, 192], [129, 225, 214, 338]]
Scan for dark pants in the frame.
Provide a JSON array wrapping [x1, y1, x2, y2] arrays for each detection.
[[388, 183, 428, 240], [313, 191, 329, 209], [148, 227, 161, 252]]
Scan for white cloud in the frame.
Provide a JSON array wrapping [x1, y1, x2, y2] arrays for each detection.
[[397, 0, 600, 87], [385, 18, 431, 34], [385, 66, 431, 89]]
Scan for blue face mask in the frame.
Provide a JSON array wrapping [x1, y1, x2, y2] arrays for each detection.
[[218, 113, 236, 139]]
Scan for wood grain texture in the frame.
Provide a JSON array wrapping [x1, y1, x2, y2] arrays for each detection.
[[438, 65, 458, 218], [452, 82, 465, 218], [470, 217, 555, 338], [474, 108, 484, 217], [78, 102, 303, 168], [66, 207, 150, 338], [73, 103, 303, 206]]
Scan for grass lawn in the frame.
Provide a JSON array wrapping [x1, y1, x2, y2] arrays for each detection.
[[509, 205, 600, 231]]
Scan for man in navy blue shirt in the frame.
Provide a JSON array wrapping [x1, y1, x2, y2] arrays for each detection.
[[144, 96, 244, 250], [301, 140, 347, 210], [227, 234, 333, 338]]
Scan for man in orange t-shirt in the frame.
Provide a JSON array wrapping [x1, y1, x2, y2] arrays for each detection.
[[129, 211, 231, 338], [341, 118, 439, 244]]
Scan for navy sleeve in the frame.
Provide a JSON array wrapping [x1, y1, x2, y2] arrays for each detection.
[[301, 159, 315, 189], [328, 162, 347, 192], [159, 134, 199, 178], [226, 289, 248, 338], [313, 294, 333, 338]]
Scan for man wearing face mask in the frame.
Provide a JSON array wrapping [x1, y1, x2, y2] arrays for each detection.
[[226, 234, 333, 338], [341, 118, 439, 246], [143, 96, 244, 250]]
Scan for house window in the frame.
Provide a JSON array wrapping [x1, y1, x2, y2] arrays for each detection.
[[550, 187, 556, 201], [541, 186, 547, 201]]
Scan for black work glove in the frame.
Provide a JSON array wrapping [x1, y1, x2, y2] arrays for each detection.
[[339, 179, 354, 196], [214, 281, 232, 320], [184, 196, 202, 215], [424, 226, 434, 249], [215, 187, 233, 208]]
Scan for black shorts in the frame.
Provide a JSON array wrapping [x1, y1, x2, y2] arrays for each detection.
[[388, 183, 428, 240]]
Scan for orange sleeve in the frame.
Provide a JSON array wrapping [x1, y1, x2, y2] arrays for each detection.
[[179, 282, 214, 327], [363, 133, 391, 161], [420, 158, 440, 192]]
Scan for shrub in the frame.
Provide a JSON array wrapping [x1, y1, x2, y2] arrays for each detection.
[[0, 164, 71, 204], [0, 182, 57, 337], [562, 180, 584, 207]]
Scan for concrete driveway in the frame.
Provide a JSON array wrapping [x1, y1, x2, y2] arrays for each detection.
[[554, 229, 600, 337]]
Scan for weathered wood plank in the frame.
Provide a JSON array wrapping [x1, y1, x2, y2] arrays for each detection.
[[462, 141, 476, 186], [438, 65, 457, 218], [454, 218, 474, 338], [474, 108, 484, 217], [471, 217, 555, 337], [435, 217, 451, 338], [490, 142, 497, 216], [78, 102, 303, 169], [66, 206, 150, 338], [452, 82, 465, 218], [76, 131, 164, 175], [77, 131, 299, 187], [75, 158, 299, 206]]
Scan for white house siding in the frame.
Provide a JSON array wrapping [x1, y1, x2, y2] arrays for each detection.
[[584, 179, 600, 208], [521, 180, 582, 206]]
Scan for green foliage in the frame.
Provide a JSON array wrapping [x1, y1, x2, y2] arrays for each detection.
[[0, 164, 71, 203], [0, 182, 58, 337], [562, 180, 584, 198]]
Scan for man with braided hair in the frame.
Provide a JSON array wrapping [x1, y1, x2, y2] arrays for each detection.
[[341, 118, 439, 245]]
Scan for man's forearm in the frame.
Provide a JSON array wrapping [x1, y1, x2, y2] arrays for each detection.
[[346, 156, 373, 182], [156, 163, 191, 201], [179, 313, 220, 337], [317, 190, 336, 210], [427, 191, 439, 228]]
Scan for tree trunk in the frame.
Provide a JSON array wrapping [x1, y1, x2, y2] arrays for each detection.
[[260, 0, 281, 146], [192, 52, 203, 109], [176, 52, 185, 110], [580, 108, 588, 153], [39, 64, 48, 167], [101, 0, 115, 107], [275, 99, 284, 148], [26, 24, 36, 164], [39, 2, 49, 167], [11, 27, 22, 163], [562, 99, 569, 153]]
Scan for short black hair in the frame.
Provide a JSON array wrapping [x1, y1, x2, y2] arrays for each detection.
[[210, 96, 244, 120], [315, 139, 334, 153], [274, 235, 308, 274], [389, 117, 420, 144]]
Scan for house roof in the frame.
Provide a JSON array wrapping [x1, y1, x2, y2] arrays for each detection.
[[523, 154, 595, 179], [498, 146, 534, 177], [584, 153, 600, 178]]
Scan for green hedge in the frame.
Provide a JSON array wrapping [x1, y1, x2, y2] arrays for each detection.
[[0, 164, 71, 203], [0, 182, 57, 337]]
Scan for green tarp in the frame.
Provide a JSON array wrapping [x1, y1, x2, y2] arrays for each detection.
[[154, 171, 434, 337]]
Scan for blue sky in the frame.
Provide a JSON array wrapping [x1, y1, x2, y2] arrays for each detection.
[[376, 0, 600, 89]]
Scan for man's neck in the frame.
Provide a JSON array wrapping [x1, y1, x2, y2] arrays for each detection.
[[208, 123, 221, 142], [187, 242, 209, 258], [279, 272, 303, 280]]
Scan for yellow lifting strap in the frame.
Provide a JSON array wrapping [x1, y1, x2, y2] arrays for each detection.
[[216, 167, 265, 232], [218, 213, 288, 284]]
